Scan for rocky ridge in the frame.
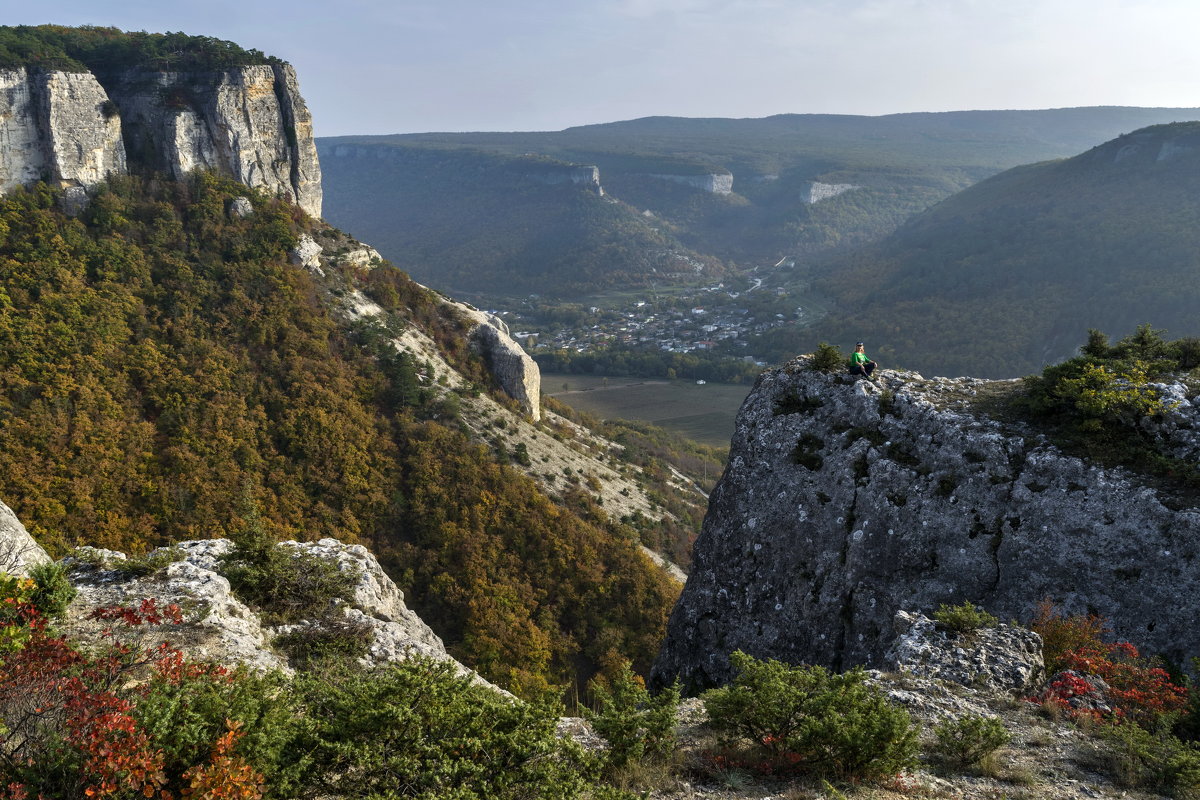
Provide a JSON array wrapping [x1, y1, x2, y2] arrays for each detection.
[[654, 357, 1200, 691], [2, 513, 482, 682]]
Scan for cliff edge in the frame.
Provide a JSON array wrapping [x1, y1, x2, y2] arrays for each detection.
[[653, 357, 1200, 691]]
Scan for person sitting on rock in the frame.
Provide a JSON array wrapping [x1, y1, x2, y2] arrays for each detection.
[[848, 341, 877, 379]]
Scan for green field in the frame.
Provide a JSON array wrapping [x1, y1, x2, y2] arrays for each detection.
[[543, 373, 752, 448]]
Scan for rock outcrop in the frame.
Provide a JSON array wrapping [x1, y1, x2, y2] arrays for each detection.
[[653, 358, 1200, 691], [802, 181, 858, 204], [0, 67, 126, 193], [0, 500, 52, 576], [0, 62, 320, 217], [647, 172, 733, 194], [884, 610, 1043, 696], [459, 306, 542, 421], [60, 536, 475, 681]]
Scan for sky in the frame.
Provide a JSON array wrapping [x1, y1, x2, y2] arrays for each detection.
[[3, 0, 1199, 136]]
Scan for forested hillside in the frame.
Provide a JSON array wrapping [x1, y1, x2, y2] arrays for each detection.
[[778, 122, 1200, 377], [318, 142, 724, 298], [0, 174, 677, 695]]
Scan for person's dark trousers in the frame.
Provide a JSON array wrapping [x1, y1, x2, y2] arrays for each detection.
[[848, 361, 876, 378]]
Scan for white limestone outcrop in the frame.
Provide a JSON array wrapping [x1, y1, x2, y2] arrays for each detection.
[[0, 500, 51, 576], [802, 181, 858, 204], [0, 62, 321, 218], [60, 536, 481, 682], [456, 304, 543, 421], [0, 68, 126, 194], [647, 172, 733, 194]]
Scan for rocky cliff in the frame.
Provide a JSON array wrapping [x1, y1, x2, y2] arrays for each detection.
[[802, 180, 858, 204], [646, 172, 733, 194], [0, 67, 126, 194], [0, 62, 320, 216], [653, 357, 1200, 690], [0, 502, 481, 681]]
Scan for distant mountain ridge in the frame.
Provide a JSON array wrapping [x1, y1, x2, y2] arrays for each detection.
[[320, 106, 1200, 299], [796, 121, 1200, 377]]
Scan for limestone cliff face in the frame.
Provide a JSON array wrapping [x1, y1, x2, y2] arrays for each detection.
[[458, 305, 543, 421], [0, 67, 126, 193], [647, 172, 733, 194], [802, 181, 858, 204], [527, 164, 603, 195], [653, 357, 1200, 691], [99, 63, 321, 216], [0, 63, 320, 217]]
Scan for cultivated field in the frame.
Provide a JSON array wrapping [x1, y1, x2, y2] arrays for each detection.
[[543, 373, 752, 448]]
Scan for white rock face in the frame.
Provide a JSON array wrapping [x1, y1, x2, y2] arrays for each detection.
[[802, 181, 858, 204], [0, 62, 322, 217], [58, 535, 491, 686], [336, 244, 383, 269], [289, 233, 324, 273], [0, 68, 126, 194], [36, 70, 127, 188], [0, 500, 51, 576], [456, 304, 542, 421], [228, 195, 254, 218], [278, 538, 444, 649], [647, 172, 733, 194], [64, 540, 284, 672]]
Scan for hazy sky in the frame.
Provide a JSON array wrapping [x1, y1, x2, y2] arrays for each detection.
[[3, 0, 1198, 136]]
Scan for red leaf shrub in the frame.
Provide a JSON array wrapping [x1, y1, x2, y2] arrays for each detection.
[[0, 587, 263, 799], [1029, 602, 1186, 727]]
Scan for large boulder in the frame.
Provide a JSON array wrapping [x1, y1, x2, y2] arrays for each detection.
[[653, 357, 1200, 691], [0, 500, 51, 576], [883, 610, 1043, 695], [458, 305, 541, 421]]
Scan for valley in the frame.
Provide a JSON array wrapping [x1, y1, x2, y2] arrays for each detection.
[[543, 373, 750, 449]]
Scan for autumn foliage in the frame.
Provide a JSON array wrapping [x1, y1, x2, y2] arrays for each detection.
[[1029, 601, 1187, 726], [0, 175, 677, 695], [0, 592, 264, 799]]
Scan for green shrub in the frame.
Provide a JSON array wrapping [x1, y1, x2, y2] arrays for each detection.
[[1099, 721, 1200, 798], [585, 660, 680, 774], [113, 545, 186, 577], [278, 658, 602, 800], [273, 617, 373, 670], [222, 518, 358, 624], [702, 651, 919, 781], [810, 342, 845, 373], [133, 664, 300, 790], [932, 714, 1010, 767], [933, 601, 998, 635], [28, 562, 75, 619]]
